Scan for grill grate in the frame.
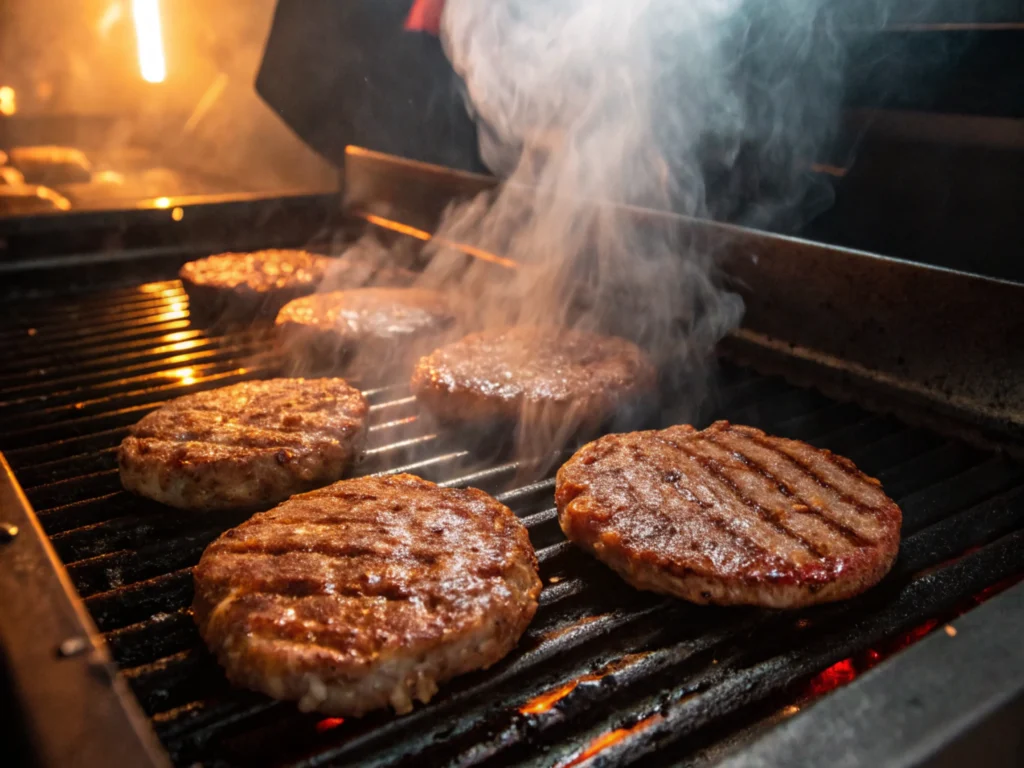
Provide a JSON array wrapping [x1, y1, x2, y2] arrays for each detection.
[[2, 279, 1023, 768]]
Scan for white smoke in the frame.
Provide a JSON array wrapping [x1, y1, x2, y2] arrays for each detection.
[[415, 0, 889, 455]]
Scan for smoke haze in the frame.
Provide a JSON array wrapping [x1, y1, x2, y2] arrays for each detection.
[[409, 0, 888, 455]]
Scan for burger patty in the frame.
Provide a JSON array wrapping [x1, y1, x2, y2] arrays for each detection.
[[118, 378, 368, 511], [8, 145, 92, 185], [555, 421, 902, 608], [192, 473, 542, 716], [276, 288, 459, 373], [179, 250, 332, 323], [411, 326, 656, 427]]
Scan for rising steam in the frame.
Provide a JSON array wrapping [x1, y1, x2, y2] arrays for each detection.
[[416, 0, 885, 459]]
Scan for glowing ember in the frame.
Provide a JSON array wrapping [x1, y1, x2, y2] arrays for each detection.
[[132, 0, 166, 84], [806, 659, 857, 698], [519, 652, 651, 716], [315, 717, 345, 733], [561, 715, 663, 768], [520, 679, 590, 716], [798, 570, 1024, 707]]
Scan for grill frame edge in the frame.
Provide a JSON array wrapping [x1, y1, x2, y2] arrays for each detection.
[[0, 453, 170, 768]]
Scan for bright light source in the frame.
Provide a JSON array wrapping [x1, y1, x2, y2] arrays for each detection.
[[133, 0, 166, 83], [0, 86, 16, 116]]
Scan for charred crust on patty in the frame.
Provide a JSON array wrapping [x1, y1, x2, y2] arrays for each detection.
[[179, 250, 332, 324], [118, 378, 368, 511], [555, 420, 902, 608], [192, 473, 542, 716]]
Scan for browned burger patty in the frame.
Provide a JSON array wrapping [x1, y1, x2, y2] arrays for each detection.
[[179, 250, 332, 323], [192, 473, 542, 716], [555, 421, 902, 608], [411, 326, 656, 428], [8, 145, 92, 185], [118, 378, 368, 511], [276, 288, 459, 373]]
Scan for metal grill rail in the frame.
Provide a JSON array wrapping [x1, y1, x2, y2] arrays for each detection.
[[2, 280, 1023, 768]]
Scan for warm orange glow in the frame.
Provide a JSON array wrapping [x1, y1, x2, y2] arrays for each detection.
[[153, 196, 172, 209], [561, 715, 663, 767], [315, 717, 345, 733], [169, 302, 185, 313], [171, 367, 196, 385], [97, 2, 124, 38], [133, 0, 166, 83], [93, 170, 126, 185], [171, 206, 184, 221], [806, 658, 858, 698], [521, 654, 654, 716], [360, 212, 520, 270], [798, 569, 1024, 707], [0, 86, 16, 116], [184, 73, 230, 133], [520, 680, 585, 715], [35, 186, 72, 211]]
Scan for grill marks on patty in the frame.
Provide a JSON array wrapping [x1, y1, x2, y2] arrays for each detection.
[[193, 474, 542, 716], [555, 421, 901, 608], [118, 379, 368, 511]]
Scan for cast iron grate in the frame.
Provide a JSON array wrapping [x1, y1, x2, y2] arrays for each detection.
[[1, 278, 1023, 767]]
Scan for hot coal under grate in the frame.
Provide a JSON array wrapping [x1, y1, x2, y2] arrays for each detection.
[[2, 278, 1024, 768]]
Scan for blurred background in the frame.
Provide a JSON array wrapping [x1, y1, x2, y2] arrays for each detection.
[[0, 0, 335, 212]]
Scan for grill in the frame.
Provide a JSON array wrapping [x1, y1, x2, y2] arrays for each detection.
[[2, 150, 1024, 768]]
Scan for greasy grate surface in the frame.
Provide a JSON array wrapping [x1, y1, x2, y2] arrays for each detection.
[[2, 280, 1024, 768]]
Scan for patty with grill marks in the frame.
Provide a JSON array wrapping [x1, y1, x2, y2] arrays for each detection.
[[192, 473, 542, 716], [179, 250, 333, 324], [555, 421, 902, 608], [118, 379, 368, 511], [411, 326, 657, 429], [276, 288, 459, 375]]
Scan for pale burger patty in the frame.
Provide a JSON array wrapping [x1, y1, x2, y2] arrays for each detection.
[[192, 473, 542, 716], [275, 287, 459, 371], [555, 421, 902, 609]]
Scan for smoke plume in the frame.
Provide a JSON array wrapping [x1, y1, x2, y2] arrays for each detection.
[[413, 0, 886, 459]]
